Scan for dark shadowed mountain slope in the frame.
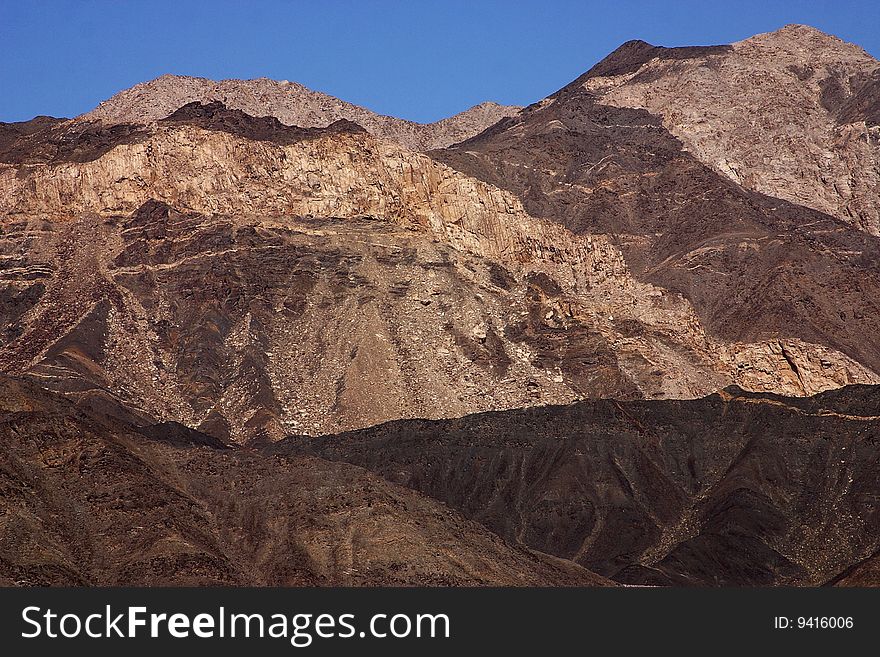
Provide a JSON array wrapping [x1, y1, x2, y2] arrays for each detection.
[[161, 100, 367, 143], [829, 549, 880, 586], [275, 385, 880, 586], [0, 375, 606, 586], [836, 69, 880, 127], [580, 39, 732, 78], [5, 369, 879, 588], [0, 101, 367, 165], [0, 116, 144, 164]]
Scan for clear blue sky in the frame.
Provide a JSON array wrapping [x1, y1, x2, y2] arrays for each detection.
[[1, 0, 878, 123]]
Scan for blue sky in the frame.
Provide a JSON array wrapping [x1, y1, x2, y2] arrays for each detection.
[[1, 0, 878, 123]]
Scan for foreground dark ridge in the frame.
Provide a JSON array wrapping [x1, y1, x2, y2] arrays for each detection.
[[272, 384, 880, 586], [2, 372, 878, 586], [0, 375, 607, 586]]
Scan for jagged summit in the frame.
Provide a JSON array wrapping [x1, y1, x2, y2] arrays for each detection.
[[751, 23, 840, 41], [76, 73, 521, 151], [580, 24, 874, 83], [746, 23, 860, 44]]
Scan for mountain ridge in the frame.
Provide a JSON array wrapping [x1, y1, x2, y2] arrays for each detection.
[[74, 73, 521, 151], [273, 381, 880, 586]]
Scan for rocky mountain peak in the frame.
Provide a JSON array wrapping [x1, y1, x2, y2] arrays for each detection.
[[736, 23, 876, 66], [582, 38, 731, 79], [766, 23, 842, 40], [577, 23, 880, 234]]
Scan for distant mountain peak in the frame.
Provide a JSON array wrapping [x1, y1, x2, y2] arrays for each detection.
[[553, 22, 879, 234], [772, 23, 843, 38], [76, 74, 521, 151], [580, 23, 875, 84]]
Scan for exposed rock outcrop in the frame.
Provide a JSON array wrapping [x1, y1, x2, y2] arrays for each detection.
[[434, 30, 880, 386], [1, 119, 874, 441]]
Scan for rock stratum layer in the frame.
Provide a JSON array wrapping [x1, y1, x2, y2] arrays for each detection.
[[1, 111, 875, 442], [1, 24, 880, 586]]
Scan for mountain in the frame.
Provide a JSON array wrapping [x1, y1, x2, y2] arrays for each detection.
[[433, 25, 880, 388], [582, 25, 880, 234], [74, 74, 521, 151], [0, 374, 606, 586], [1, 24, 880, 587], [1, 101, 875, 443]]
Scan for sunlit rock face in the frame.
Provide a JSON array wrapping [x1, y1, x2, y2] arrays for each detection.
[[2, 109, 874, 443]]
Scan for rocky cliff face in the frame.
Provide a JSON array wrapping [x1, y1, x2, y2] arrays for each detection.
[[583, 25, 880, 234], [75, 74, 521, 151], [1, 112, 874, 442], [434, 30, 880, 386]]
